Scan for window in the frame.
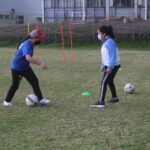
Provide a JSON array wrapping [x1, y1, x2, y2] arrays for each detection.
[[95, 0, 105, 7], [37, 17, 42, 23], [44, 0, 54, 8], [87, 0, 105, 8], [55, 0, 59, 7], [5, 15, 9, 20], [148, 0, 150, 7], [75, 0, 82, 8], [114, 0, 134, 8], [0, 14, 3, 19], [16, 15, 24, 24], [44, 0, 66, 8], [87, 0, 94, 8], [65, 0, 74, 8]]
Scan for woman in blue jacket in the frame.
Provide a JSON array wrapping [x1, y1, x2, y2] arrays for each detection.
[[91, 25, 121, 108], [3, 29, 51, 106]]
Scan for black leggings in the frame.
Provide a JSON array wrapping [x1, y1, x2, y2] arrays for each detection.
[[5, 68, 43, 102], [99, 65, 120, 102]]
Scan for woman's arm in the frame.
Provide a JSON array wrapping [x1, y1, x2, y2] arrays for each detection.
[[25, 55, 47, 70]]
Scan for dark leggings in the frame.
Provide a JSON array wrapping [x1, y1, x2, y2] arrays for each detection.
[[5, 68, 43, 102], [99, 65, 120, 103]]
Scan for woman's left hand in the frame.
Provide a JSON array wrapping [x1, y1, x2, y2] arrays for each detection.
[[40, 63, 47, 70], [106, 68, 112, 73]]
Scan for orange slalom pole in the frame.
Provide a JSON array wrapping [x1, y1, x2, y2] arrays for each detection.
[[27, 23, 30, 34], [68, 23, 74, 63], [36, 45, 39, 59], [36, 24, 39, 30], [59, 23, 66, 64], [36, 24, 39, 59]]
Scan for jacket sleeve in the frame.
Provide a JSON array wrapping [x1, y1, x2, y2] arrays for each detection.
[[106, 41, 116, 69], [101, 63, 105, 69]]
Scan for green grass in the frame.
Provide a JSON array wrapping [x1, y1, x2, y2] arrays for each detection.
[[0, 46, 150, 150], [1, 40, 150, 51]]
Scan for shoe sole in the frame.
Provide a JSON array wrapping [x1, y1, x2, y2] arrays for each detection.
[[90, 105, 105, 108], [38, 100, 52, 106], [3, 104, 13, 106]]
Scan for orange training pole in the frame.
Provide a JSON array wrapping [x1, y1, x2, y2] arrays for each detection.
[[27, 23, 30, 34], [68, 23, 74, 63], [59, 23, 66, 64], [36, 24, 39, 59]]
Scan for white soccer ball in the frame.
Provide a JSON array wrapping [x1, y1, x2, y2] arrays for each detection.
[[25, 94, 39, 106], [124, 83, 135, 94]]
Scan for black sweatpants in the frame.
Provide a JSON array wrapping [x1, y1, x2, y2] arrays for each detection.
[[99, 65, 120, 103], [5, 68, 43, 102]]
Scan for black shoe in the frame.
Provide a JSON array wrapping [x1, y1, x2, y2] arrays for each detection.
[[90, 101, 105, 108], [109, 98, 119, 103]]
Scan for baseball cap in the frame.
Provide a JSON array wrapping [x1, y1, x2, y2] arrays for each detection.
[[29, 29, 47, 38]]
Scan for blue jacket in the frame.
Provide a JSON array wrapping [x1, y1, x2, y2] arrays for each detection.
[[11, 40, 34, 71], [101, 37, 121, 69]]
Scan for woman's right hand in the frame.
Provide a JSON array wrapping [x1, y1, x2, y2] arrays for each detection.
[[40, 63, 47, 70], [100, 68, 104, 72]]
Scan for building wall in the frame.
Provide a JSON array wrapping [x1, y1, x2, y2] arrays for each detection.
[[44, 0, 106, 22], [44, 0, 150, 22], [12, 0, 42, 15], [0, 0, 13, 24], [0, 0, 42, 24], [148, 0, 150, 18], [0, 0, 149, 24], [110, 8, 135, 18]]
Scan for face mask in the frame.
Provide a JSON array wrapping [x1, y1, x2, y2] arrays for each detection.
[[98, 34, 102, 41], [34, 39, 41, 45]]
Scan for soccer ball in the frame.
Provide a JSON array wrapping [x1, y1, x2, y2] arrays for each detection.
[[124, 83, 135, 94], [25, 94, 39, 106]]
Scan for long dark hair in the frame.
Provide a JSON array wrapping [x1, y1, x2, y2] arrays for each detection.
[[99, 25, 114, 39], [17, 35, 31, 50]]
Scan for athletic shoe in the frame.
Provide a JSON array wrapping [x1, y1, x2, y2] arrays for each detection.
[[109, 98, 119, 103], [3, 100, 13, 106], [39, 99, 51, 105], [90, 101, 105, 108]]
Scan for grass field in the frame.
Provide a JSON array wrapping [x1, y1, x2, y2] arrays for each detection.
[[0, 46, 149, 150]]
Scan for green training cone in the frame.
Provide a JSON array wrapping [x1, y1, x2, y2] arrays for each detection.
[[81, 92, 91, 96]]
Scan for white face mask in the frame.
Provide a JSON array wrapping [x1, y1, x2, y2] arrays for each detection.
[[98, 34, 102, 41]]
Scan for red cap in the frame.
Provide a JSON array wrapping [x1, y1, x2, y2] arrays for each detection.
[[29, 29, 47, 38], [36, 29, 47, 38]]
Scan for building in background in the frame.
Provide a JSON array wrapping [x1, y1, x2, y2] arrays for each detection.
[[0, 0, 43, 24], [43, 0, 150, 22], [0, 0, 149, 24]]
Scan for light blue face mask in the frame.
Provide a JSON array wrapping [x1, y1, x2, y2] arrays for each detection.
[[98, 34, 102, 41]]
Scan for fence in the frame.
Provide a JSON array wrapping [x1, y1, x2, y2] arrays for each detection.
[[0, 19, 150, 45]]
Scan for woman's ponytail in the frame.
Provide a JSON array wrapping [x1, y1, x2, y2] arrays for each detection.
[[17, 35, 31, 50], [107, 25, 114, 39], [99, 25, 115, 39]]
